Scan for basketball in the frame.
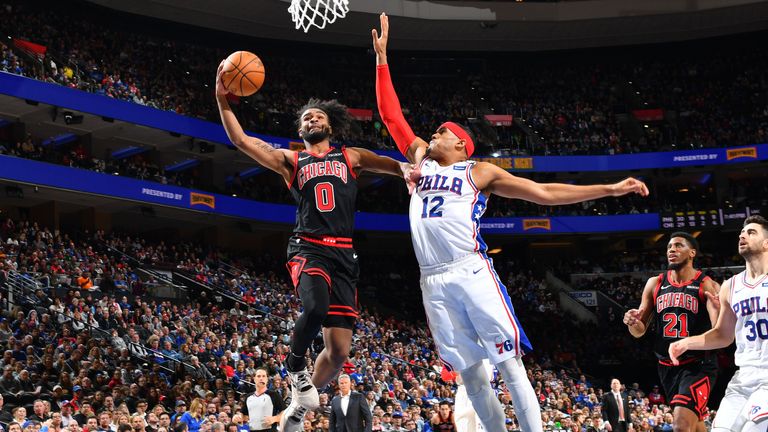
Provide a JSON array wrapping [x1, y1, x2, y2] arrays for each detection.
[[221, 51, 265, 97]]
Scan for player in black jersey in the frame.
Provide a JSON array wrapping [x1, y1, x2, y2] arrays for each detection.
[[623, 232, 720, 432], [215, 63, 410, 432]]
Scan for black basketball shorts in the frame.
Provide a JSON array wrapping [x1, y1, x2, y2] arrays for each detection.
[[286, 234, 360, 329]]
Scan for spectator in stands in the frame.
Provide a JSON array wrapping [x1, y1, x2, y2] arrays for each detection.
[[179, 399, 205, 432]]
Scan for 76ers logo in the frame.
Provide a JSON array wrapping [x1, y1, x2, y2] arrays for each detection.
[[495, 338, 514, 354]]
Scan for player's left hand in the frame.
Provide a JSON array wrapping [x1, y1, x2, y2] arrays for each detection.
[[401, 162, 421, 195], [623, 308, 642, 327], [215, 60, 229, 96], [371, 13, 389, 57], [610, 177, 649, 197], [668, 340, 688, 366], [705, 290, 721, 311]]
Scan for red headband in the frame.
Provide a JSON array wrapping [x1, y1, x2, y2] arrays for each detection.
[[439, 122, 475, 158]]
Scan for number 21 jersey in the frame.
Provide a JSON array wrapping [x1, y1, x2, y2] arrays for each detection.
[[652, 271, 711, 362], [288, 147, 358, 238]]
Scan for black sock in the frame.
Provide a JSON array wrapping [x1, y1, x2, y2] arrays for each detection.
[[288, 272, 329, 372], [286, 353, 307, 372]]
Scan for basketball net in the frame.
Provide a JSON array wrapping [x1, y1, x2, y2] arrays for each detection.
[[288, 0, 349, 33]]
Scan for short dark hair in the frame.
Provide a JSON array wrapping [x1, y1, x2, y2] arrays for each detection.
[[670, 232, 699, 251], [745, 215, 768, 234], [296, 98, 352, 138], [439, 401, 451, 408]]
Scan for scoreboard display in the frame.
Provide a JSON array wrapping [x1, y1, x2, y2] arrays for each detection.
[[660, 207, 759, 230], [660, 209, 721, 229]]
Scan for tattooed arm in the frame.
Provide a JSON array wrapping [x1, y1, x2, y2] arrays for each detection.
[[216, 61, 294, 182]]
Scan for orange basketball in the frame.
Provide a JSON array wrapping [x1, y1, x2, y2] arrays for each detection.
[[221, 51, 265, 97]]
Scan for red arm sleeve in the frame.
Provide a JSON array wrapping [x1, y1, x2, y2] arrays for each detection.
[[376, 64, 417, 156]]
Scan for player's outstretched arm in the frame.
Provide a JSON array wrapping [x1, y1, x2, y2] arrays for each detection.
[[668, 278, 736, 365], [372, 13, 428, 164], [346, 147, 421, 193], [347, 147, 408, 176], [623, 276, 658, 338], [471, 162, 649, 204], [215, 61, 293, 182]]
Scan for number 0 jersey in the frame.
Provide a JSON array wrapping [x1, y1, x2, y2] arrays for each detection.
[[408, 159, 487, 267], [730, 271, 768, 368], [288, 146, 358, 238], [652, 270, 712, 362]]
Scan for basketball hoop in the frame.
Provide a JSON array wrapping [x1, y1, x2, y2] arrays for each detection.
[[288, 0, 349, 33]]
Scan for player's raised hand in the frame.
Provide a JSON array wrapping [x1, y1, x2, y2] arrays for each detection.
[[668, 340, 688, 366], [372, 13, 389, 59], [610, 177, 649, 197], [215, 60, 229, 97]]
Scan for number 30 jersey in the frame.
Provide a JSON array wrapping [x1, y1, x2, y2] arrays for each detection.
[[409, 159, 488, 267], [288, 147, 358, 238], [652, 270, 712, 362], [730, 271, 768, 368]]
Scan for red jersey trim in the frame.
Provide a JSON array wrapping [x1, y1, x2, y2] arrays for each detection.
[[329, 305, 356, 312], [652, 273, 664, 301], [666, 270, 702, 288], [327, 311, 358, 317], [340, 146, 358, 180], [742, 271, 768, 289], [287, 151, 299, 189], [304, 146, 335, 158], [297, 234, 353, 249], [658, 356, 700, 367], [699, 275, 711, 303]]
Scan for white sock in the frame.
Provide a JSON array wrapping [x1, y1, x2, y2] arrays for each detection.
[[460, 361, 506, 431], [496, 357, 543, 432]]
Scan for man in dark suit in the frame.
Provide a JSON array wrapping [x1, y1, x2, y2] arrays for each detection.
[[602, 378, 631, 432], [330, 374, 372, 432]]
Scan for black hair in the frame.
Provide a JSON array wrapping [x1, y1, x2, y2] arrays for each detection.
[[438, 401, 451, 408], [744, 215, 768, 234], [296, 98, 352, 138], [669, 232, 699, 251]]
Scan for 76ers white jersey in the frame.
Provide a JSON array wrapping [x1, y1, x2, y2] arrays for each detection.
[[730, 271, 768, 368], [409, 159, 487, 267]]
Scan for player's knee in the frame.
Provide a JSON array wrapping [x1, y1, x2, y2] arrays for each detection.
[[672, 417, 695, 432], [326, 349, 347, 368]]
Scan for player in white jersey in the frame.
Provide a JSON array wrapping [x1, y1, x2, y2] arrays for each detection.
[[372, 13, 650, 432], [670, 215, 768, 432]]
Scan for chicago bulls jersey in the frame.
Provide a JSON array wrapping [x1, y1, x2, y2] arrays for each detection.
[[652, 270, 711, 361], [729, 271, 768, 368], [288, 146, 357, 238], [409, 159, 487, 267]]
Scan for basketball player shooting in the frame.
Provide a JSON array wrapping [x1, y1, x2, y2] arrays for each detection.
[[670, 216, 768, 432], [372, 13, 649, 432], [215, 59, 412, 432], [623, 232, 720, 432]]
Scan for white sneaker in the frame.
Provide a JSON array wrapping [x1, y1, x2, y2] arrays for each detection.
[[287, 368, 319, 409], [278, 400, 307, 432]]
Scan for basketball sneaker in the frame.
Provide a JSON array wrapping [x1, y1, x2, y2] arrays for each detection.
[[278, 400, 307, 432], [287, 368, 319, 409]]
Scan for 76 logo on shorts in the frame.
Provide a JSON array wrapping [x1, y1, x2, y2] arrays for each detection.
[[495, 339, 514, 354]]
